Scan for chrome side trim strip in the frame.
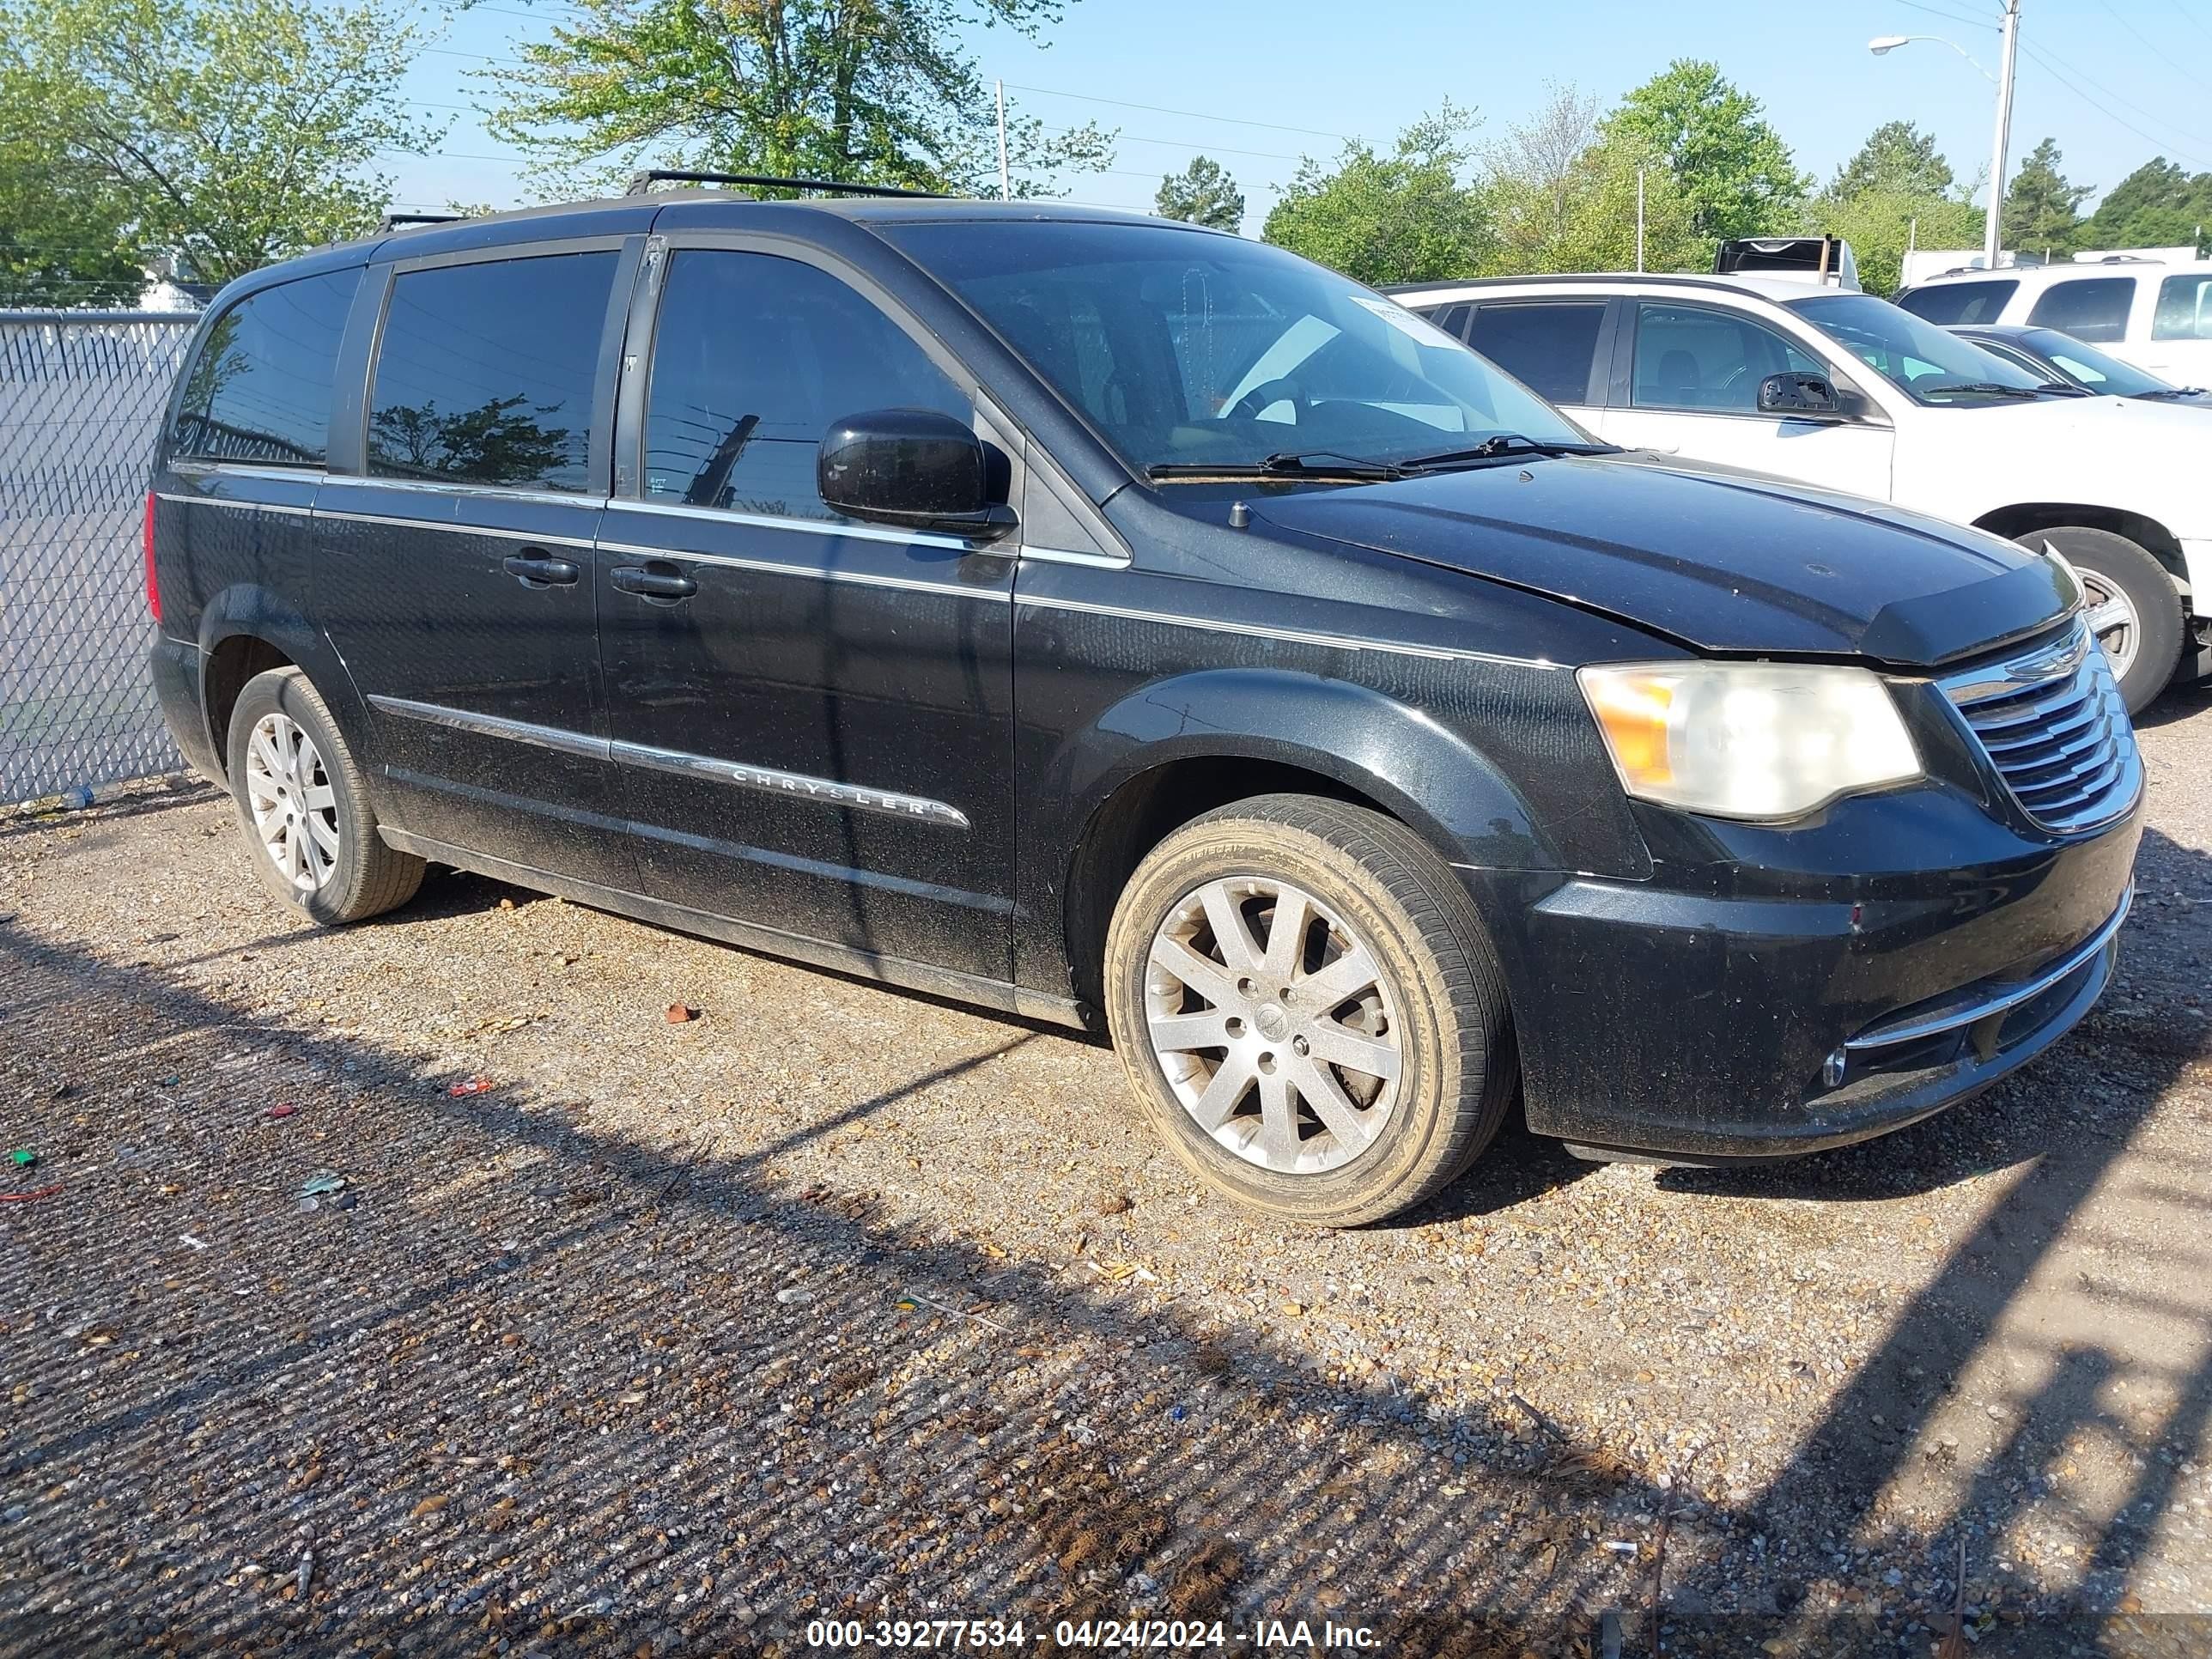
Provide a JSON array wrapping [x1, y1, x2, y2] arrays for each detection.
[[1845, 886, 2133, 1052], [1017, 592, 1558, 671], [595, 540, 1009, 603], [1018, 544, 1131, 569], [319, 509, 597, 549], [153, 492, 313, 517], [605, 495, 975, 552], [337, 475, 603, 510], [367, 694, 969, 828], [609, 738, 970, 829], [169, 461, 326, 485], [367, 695, 607, 760]]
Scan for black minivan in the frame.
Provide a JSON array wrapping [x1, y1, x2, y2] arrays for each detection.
[[148, 183, 2142, 1224]]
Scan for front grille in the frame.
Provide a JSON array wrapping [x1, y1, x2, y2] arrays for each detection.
[[1941, 620, 2140, 834]]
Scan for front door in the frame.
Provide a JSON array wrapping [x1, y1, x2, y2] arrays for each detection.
[[1595, 300, 1895, 502], [596, 244, 1018, 983], [313, 242, 637, 889]]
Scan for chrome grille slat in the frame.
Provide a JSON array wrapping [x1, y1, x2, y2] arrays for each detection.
[[1940, 620, 2139, 835]]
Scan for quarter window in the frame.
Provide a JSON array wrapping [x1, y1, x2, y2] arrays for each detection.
[[1424, 303, 1474, 342], [367, 252, 617, 492], [172, 269, 360, 466], [2025, 277, 2134, 343], [642, 250, 967, 519], [1631, 303, 1823, 412], [1466, 302, 1607, 404], [1895, 279, 2017, 325], [2153, 273, 2212, 341]]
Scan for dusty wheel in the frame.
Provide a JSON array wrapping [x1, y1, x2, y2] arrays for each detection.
[[1103, 794, 1516, 1226], [2018, 526, 2184, 714], [226, 666, 423, 924]]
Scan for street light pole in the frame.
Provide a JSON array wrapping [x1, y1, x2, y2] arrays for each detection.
[[1984, 0, 2021, 270]]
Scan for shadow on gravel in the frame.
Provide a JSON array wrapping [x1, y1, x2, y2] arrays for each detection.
[[1, 812, 2208, 1656]]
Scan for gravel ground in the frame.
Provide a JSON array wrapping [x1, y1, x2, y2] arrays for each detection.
[[3, 682, 2211, 1658]]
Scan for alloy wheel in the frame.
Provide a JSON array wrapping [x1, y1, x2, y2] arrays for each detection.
[[2079, 568, 2141, 684], [1143, 875, 1403, 1175], [243, 712, 340, 892]]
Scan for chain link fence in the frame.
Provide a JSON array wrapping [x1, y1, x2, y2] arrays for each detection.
[[1, 310, 198, 805]]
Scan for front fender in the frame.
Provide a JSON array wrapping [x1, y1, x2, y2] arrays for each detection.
[[1051, 667, 1569, 873]]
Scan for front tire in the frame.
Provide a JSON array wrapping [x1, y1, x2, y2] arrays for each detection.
[[226, 666, 423, 925], [2017, 526, 2185, 714], [1103, 795, 1516, 1226]]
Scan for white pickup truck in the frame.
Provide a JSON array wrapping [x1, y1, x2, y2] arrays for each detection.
[[1395, 271, 2211, 711]]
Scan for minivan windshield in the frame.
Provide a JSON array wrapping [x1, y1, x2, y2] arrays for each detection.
[[883, 220, 1594, 477], [1786, 291, 2054, 403]]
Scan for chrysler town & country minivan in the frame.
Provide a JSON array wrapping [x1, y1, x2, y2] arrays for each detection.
[[148, 185, 2142, 1224]]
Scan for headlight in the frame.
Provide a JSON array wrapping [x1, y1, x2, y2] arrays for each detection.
[[1577, 661, 1922, 821]]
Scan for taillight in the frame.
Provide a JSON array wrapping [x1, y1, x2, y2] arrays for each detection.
[[143, 491, 161, 623]]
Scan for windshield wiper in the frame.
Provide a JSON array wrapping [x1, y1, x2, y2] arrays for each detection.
[[1395, 434, 1617, 470], [1921, 381, 2051, 400], [2137, 386, 2207, 399], [1146, 448, 1407, 483]]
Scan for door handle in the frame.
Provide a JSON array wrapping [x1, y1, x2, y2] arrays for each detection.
[[610, 563, 699, 602], [502, 553, 580, 587]]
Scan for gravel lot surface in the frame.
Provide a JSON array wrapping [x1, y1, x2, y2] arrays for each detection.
[[3, 683, 2211, 1658]]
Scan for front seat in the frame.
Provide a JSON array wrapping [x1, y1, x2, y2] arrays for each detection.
[[1656, 349, 1703, 406]]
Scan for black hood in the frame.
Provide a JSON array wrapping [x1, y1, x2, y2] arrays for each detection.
[[1251, 453, 2075, 667]]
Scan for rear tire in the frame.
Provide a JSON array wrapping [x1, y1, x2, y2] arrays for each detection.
[[226, 666, 423, 925], [2016, 526, 2184, 714], [1103, 794, 1516, 1226]]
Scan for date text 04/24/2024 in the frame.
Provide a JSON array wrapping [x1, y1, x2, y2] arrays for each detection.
[[802, 1619, 1382, 1650]]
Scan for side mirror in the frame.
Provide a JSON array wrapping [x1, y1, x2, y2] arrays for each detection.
[[1758, 372, 1841, 418], [817, 409, 1015, 540]]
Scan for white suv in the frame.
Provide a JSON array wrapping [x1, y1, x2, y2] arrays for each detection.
[[1395, 273, 2211, 710], [1897, 259, 2212, 387]]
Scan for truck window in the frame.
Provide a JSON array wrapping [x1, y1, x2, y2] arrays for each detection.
[[1895, 279, 2017, 325], [172, 268, 361, 467], [2026, 277, 2133, 343], [2153, 273, 2212, 341]]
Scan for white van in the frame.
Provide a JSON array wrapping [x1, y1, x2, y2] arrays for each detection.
[[1897, 259, 2212, 386], [1395, 272, 2212, 710]]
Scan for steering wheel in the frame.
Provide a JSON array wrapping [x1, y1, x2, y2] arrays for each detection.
[[1720, 363, 1759, 397], [1227, 376, 1309, 422]]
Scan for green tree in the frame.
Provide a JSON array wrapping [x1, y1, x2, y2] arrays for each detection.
[[1156, 155, 1243, 231], [1829, 120, 1954, 200], [1485, 88, 1701, 274], [2080, 157, 2212, 252], [0, 0, 441, 289], [2003, 137, 2091, 256], [0, 104, 143, 306], [1599, 59, 1808, 250], [1262, 105, 1491, 286], [481, 0, 1111, 199], [1813, 190, 1981, 296]]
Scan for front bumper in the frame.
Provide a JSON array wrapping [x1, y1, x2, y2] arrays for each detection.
[[1476, 785, 2142, 1161]]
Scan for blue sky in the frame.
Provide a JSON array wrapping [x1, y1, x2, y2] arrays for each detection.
[[385, 0, 2212, 236]]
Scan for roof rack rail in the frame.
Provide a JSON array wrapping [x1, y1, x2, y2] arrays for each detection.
[[378, 212, 465, 232], [623, 169, 943, 200]]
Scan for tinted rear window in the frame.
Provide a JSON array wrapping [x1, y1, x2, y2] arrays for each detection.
[[367, 252, 617, 493], [1465, 302, 1607, 404], [2153, 273, 2212, 341], [2026, 277, 2134, 343], [173, 269, 361, 466], [1895, 279, 2018, 325]]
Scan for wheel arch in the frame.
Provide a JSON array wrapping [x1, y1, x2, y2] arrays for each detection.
[[1036, 668, 1576, 1014], [194, 585, 374, 783], [1972, 502, 2191, 597]]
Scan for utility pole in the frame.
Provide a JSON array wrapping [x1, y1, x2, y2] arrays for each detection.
[[1984, 0, 2021, 270], [1636, 167, 1646, 272], [995, 79, 1012, 201]]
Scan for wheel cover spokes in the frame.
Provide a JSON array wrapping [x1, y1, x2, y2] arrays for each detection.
[[2078, 569, 2140, 682], [243, 712, 340, 893], [1143, 875, 1403, 1176]]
